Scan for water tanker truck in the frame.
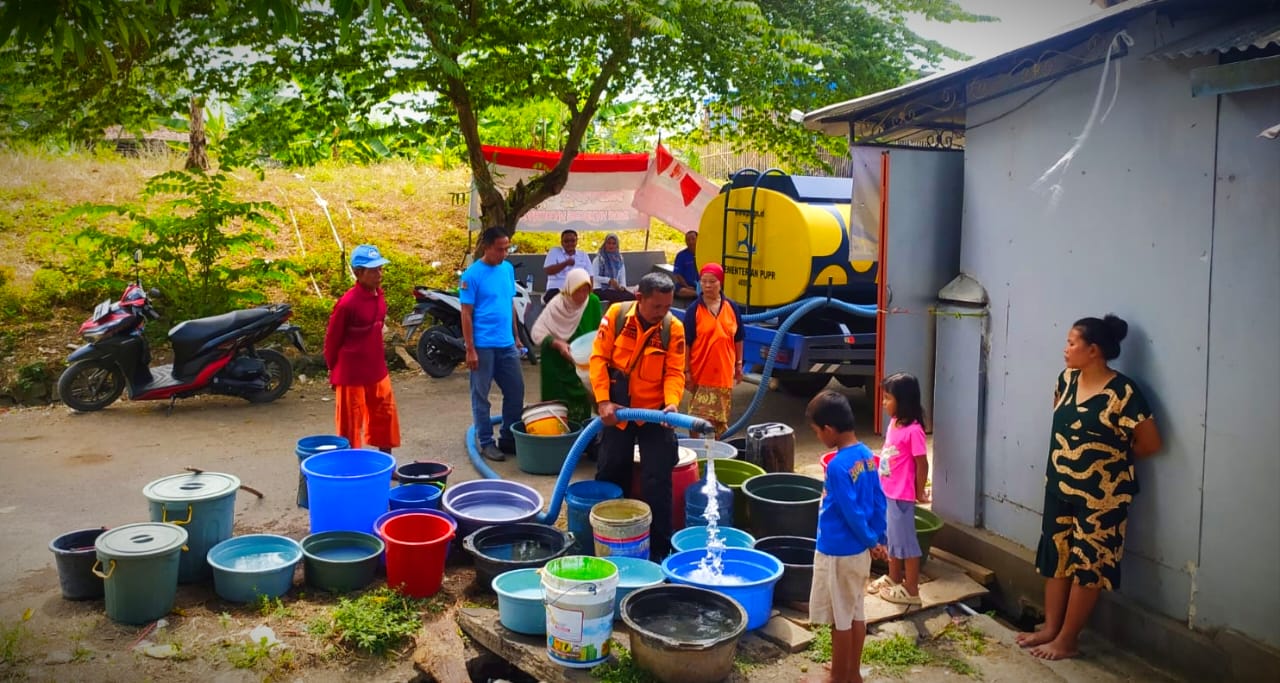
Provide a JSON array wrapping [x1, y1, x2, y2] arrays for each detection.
[[696, 169, 879, 396]]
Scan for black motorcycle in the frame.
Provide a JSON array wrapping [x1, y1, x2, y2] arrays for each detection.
[[58, 251, 306, 412], [402, 267, 538, 378]]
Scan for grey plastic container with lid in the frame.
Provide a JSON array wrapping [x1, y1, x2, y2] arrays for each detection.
[[94, 522, 188, 625], [143, 471, 240, 583]]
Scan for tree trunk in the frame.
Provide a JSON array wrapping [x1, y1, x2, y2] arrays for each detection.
[[185, 96, 209, 172]]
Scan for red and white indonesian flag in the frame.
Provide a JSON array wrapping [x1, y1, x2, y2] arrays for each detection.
[[630, 144, 721, 234], [476, 146, 650, 233]]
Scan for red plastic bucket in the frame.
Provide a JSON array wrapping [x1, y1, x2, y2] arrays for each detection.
[[821, 450, 879, 473], [379, 513, 454, 598]]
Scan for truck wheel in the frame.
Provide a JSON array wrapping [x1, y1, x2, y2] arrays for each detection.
[[775, 373, 833, 396]]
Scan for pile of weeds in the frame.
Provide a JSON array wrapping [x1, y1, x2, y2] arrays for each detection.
[[310, 587, 435, 656]]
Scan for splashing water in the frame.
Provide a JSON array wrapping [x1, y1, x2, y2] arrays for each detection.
[[693, 444, 726, 580]]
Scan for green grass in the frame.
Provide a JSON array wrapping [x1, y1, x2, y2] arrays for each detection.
[[589, 641, 658, 683], [938, 622, 988, 656], [807, 624, 832, 663], [326, 587, 427, 656], [863, 634, 932, 677]]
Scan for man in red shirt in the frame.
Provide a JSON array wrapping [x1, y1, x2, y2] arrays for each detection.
[[324, 245, 401, 452]]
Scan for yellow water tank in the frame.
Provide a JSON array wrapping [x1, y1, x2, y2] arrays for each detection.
[[696, 182, 876, 309]]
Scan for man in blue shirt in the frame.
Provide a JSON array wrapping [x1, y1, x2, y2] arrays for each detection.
[[671, 229, 698, 299], [461, 228, 528, 461]]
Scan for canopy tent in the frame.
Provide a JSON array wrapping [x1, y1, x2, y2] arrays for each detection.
[[469, 144, 718, 236]]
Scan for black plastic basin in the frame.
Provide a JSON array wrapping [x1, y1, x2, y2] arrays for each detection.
[[462, 523, 574, 588]]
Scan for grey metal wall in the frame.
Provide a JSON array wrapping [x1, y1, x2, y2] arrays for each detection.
[[1195, 86, 1280, 644], [880, 148, 965, 430], [952, 12, 1280, 644]]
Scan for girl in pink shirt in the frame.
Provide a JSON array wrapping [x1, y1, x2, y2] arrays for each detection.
[[867, 372, 929, 605]]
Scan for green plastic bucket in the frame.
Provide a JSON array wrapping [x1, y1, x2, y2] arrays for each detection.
[[143, 471, 240, 583], [512, 421, 584, 475], [697, 458, 765, 529], [915, 507, 944, 566], [94, 522, 187, 625], [542, 556, 618, 668]]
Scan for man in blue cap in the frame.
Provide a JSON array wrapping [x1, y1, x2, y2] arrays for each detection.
[[324, 244, 400, 453]]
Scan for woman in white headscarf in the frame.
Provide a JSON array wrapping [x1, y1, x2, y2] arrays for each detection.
[[531, 268, 603, 423]]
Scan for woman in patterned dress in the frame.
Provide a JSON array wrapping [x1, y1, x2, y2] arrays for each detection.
[[1018, 314, 1162, 660], [682, 263, 744, 436]]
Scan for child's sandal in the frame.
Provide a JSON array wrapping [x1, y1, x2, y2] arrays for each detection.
[[879, 583, 923, 606], [866, 574, 899, 595]]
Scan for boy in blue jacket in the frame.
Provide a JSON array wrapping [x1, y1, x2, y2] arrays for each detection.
[[806, 390, 887, 683]]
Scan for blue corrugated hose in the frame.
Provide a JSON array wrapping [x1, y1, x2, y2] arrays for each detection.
[[466, 409, 713, 525], [465, 296, 875, 520]]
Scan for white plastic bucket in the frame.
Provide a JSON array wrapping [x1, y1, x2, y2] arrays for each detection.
[[542, 555, 619, 668], [569, 332, 597, 386]]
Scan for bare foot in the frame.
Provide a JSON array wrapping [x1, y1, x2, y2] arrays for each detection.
[[1029, 639, 1079, 660], [1015, 627, 1057, 648]]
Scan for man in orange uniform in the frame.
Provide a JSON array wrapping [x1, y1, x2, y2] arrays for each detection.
[[324, 244, 400, 453], [589, 272, 686, 559]]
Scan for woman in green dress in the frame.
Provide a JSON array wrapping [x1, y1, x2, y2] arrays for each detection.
[[530, 268, 602, 424], [1017, 314, 1162, 661]]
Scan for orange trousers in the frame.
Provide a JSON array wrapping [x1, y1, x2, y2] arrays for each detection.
[[334, 376, 401, 450]]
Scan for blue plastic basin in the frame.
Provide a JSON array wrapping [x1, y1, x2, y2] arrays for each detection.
[[661, 547, 783, 631], [491, 568, 546, 635], [207, 534, 303, 604], [607, 556, 666, 615], [670, 526, 756, 553]]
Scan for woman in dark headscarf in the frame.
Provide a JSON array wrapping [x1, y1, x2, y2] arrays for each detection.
[[591, 233, 635, 303]]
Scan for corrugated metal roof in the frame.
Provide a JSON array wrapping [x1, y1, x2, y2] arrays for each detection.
[[803, 0, 1171, 135], [1150, 11, 1280, 58]]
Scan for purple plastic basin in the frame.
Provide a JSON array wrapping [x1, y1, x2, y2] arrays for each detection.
[[442, 479, 544, 539]]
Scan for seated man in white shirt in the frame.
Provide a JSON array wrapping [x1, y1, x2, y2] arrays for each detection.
[[542, 229, 594, 303]]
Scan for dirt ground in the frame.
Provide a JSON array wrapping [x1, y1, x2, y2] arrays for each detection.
[[0, 365, 876, 682]]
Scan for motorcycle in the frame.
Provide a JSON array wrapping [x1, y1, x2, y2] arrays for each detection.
[[402, 263, 538, 378], [57, 251, 307, 412]]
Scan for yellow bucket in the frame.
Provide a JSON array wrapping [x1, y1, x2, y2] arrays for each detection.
[[522, 401, 570, 436]]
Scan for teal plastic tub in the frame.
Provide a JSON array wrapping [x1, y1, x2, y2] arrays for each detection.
[[492, 568, 545, 635], [670, 525, 756, 553], [607, 556, 666, 615], [207, 534, 302, 603]]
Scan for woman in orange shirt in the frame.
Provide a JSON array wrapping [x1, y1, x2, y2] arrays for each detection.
[[683, 263, 744, 436]]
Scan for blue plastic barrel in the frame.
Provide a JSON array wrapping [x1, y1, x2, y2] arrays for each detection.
[[684, 476, 734, 529], [302, 449, 395, 534], [566, 481, 623, 556], [295, 435, 350, 509]]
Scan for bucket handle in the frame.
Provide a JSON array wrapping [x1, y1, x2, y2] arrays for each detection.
[[91, 558, 115, 580], [162, 504, 193, 526], [539, 573, 605, 609]]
